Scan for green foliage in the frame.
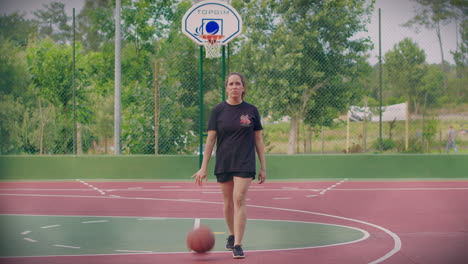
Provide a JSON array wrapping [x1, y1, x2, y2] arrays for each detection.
[[236, 0, 374, 126], [423, 116, 440, 147], [346, 143, 363, 153], [384, 38, 427, 113], [0, 0, 466, 155], [0, 13, 37, 47], [0, 95, 25, 154], [77, 0, 115, 51], [398, 137, 424, 153], [122, 0, 176, 53], [33, 2, 72, 44], [232, 0, 374, 154], [0, 39, 30, 97], [372, 138, 396, 151]]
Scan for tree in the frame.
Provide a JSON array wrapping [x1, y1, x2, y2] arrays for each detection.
[[449, 0, 467, 99], [234, 0, 374, 154], [79, 48, 114, 153], [77, 0, 115, 52], [0, 12, 37, 47], [403, 0, 455, 73], [0, 94, 25, 154], [419, 64, 445, 109], [384, 38, 427, 114], [33, 2, 72, 44], [26, 38, 87, 154], [121, 0, 175, 54], [151, 0, 200, 154], [0, 39, 30, 97], [0, 40, 31, 154]]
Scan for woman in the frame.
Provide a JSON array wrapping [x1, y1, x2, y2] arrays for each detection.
[[192, 72, 267, 259]]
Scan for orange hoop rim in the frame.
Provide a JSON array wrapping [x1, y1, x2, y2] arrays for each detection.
[[200, 34, 225, 45]]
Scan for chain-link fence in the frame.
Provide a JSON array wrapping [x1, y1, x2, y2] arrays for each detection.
[[0, 0, 466, 155]]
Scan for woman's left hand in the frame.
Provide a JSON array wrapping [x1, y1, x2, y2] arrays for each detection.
[[258, 169, 266, 184]]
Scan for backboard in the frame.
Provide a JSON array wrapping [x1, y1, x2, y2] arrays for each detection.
[[182, 0, 243, 46]]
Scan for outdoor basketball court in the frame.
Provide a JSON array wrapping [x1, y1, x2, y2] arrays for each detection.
[[1, 179, 467, 264]]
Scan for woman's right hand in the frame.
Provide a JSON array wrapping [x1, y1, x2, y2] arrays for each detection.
[[192, 169, 208, 186]]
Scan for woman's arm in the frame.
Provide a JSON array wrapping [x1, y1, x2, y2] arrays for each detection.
[[192, 130, 217, 186], [255, 130, 267, 184]]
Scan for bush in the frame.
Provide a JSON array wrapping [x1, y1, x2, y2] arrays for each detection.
[[372, 138, 396, 151], [343, 143, 363, 153], [398, 137, 424, 153]]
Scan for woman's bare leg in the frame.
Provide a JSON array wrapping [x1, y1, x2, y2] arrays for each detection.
[[233, 177, 252, 245], [220, 180, 235, 236]]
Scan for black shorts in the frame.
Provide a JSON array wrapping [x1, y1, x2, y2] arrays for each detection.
[[215, 172, 256, 183]]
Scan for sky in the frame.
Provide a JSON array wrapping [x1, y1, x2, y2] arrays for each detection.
[[364, 0, 458, 65], [0, 0, 460, 65]]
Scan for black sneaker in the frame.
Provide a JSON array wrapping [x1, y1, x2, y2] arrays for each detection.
[[232, 245, 245, 259], [226, 235, 235, 250]]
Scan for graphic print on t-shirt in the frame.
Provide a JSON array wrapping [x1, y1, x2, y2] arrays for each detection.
[[240, 114, 251, 127]]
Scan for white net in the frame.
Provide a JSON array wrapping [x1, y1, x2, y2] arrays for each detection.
[[204, 43, 222, 58]]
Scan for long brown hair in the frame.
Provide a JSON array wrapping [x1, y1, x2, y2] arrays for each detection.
[[225, 72, 247, 99]]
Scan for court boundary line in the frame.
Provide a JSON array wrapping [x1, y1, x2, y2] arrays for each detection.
[[1, 215, 370, 258], [2, 187, 468, 192], [0, 192, 400, 264], [1, 177, 468, 183]]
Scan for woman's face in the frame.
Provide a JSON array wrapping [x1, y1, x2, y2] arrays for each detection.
[[226, 74, 245, 99]]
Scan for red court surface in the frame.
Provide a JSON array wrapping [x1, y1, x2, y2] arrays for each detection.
[[1, 179, 467, 264]]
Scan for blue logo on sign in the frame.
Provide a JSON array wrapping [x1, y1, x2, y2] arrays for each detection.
[[194, 19, 223, 36]]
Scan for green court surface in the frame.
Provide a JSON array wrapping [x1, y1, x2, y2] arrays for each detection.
[[0, 215, 368, 257]]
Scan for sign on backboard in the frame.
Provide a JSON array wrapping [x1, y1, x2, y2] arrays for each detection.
[[182, 0, 243, 46]]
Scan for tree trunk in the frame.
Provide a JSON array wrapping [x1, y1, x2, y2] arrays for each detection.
[[436, 19, 447, 90], [104, 137, 108, 154], [288, 115, 298, 155], [296, 114, 300, 153], [346, 110, 350, 153], [436, 20, 445, 73], [154, 59, 160, 155], [321, 126, 325, 154], [363, 97, 368, 152], [77, 123, 82, 155], [405, 100, 409, 151], [38, 98, 44, 155], [306, 125, 312, 153]]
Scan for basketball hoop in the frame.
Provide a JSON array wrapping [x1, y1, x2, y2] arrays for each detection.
[[201, 35, 224, 59]]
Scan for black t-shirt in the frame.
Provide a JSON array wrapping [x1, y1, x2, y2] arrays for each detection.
[[207, 101, 263, 175]]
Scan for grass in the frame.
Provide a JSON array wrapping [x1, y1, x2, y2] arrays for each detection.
[[263, 118, 467, 154]]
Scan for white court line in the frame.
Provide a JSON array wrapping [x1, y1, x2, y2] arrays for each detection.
[[76, 179, 106, 195], [53, 245, 80, 249], [21, 231, 31, 235], [81, 220, 109, 224], [24, 238, 37, 243], [194, 218, 200, 229], [330, 188, 468, 191], [0, 193, 400, 263], [115, 250, 153, 253], [273, 197, 291, 200], [320, 178, 348, 195], [137, 217, 167, 221], [41, 225, 60, 229], [0, 188, 323, 192]]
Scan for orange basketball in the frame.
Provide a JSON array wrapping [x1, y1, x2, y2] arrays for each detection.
[[186, 225, 215, 253]]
